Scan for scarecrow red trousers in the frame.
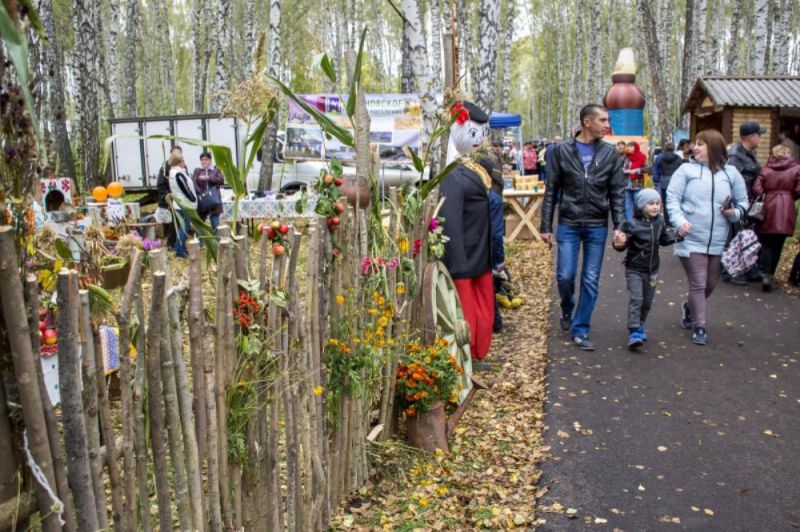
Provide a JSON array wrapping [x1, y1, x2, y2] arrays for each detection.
[[454, 271, 494, 360]]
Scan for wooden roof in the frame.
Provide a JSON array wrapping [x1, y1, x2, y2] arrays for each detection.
[[683, 76, 800, 113]]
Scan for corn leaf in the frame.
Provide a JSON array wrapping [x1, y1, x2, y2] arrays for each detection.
[[346, 28, 368, 119]]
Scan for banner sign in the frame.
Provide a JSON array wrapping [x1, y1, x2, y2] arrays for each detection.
[[285, 94, 423, 163]]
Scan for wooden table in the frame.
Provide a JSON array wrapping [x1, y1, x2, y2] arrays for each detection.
[[503, 188, 545, 242]]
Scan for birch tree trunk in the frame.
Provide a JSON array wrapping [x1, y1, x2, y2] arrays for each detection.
[[752, 0, 769, 74], [638, 0, 670, 145], [589, 0, 603, 101], [400, 19, 414, 93], [245, 0, 256, 77], [694, 0, 707, 76], [193, 0, 205, 111], [429, 0, 443, 94], [257, 0, 282, 192], [727, 0, 743, 73], [772, 1, 791, 74], [40, 0, 76, 177], [211, 0, 233, 112], [498, 0, 514, 113], [75, 0, 101, 190], [107, 0, 121, 116], [401, 0, 436, 144], [475, 0, 500, 113], [94, 2, 114, 119], [680, 0, 695, 129], [709, 0, 722, 74], [124, 0, 139, 116]]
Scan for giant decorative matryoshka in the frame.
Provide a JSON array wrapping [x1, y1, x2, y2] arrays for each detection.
[[604, 48, 646, 136]]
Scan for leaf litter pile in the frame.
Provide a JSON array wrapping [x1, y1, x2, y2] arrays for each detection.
[[332, 240, 553, 530]]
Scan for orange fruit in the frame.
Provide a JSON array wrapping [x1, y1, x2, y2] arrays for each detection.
[[92, 186, 108, 202], [107, 181, 124, 198]]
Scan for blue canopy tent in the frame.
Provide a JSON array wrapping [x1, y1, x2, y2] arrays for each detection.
[[489, 112, 523, 172]]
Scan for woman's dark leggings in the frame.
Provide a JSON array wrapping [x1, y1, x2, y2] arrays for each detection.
[[759, 234, 788, 275]]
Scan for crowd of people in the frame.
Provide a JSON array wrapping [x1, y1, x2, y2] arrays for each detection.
[[155, 145, 225, 258], [540, 103, 800, 352]]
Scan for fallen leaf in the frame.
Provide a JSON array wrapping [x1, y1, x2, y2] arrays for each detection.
[[594, 517, 608, 524], [657, 445, 668, 452], [704, 508, 715, 516]]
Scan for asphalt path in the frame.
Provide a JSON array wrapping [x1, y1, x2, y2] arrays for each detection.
[[539, 241, 800, 531]]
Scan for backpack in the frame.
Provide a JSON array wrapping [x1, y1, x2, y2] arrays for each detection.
[[721, 229, 761, 277]]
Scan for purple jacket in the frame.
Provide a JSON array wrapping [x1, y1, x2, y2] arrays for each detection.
[[192, 167, 225, 216]]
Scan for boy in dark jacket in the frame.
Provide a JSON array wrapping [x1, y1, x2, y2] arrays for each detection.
[[613, 188, 682, 350]]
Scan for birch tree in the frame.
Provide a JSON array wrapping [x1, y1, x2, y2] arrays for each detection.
[[192, 0, 205, 111], [694, 0, 707, 76], [74, 0, 101, 189], [401, 0, 436, 141], [475, 0, 500, 113], [680, 0, 695, 128], [106, 0, 121, 116], [638, 0, 669, 144], [400, 19, 414, 93], [211, 0, 233, 112], [752, 0, 769, 74], [498, 0, 514, 113], [772, 1, 791, 74], [429, 0, 443, 93], [123, 0, 139, 116], [40, 0, 76, 177], [257, 0, 282, 191], [727, 0, 743, 74], [245, 0, 256, 77]]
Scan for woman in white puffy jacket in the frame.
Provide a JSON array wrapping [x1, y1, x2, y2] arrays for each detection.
[[666, 129, 748, 346], [167, 154, 197, 258]]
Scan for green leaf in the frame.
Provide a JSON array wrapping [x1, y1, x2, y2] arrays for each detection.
[[330, 157, 343, 177], [0, 4, 40, 142], [404, 147, 424, 173], [54, 239, 73, 262], [421, 159, 460, 200], [346, 28, 368, 119], [19, 1, 44, 37], [269, 75, 354, 147], [269, 288, 289, 309], [320, 54, 337, 84]]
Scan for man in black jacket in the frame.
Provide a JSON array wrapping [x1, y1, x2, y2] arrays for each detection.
[[540, 104, 627, 350], [653, 141, 685, 225], [727, 121, 765, 197]]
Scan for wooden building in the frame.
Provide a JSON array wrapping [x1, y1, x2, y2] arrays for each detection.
[[682, 76, 800, 163]]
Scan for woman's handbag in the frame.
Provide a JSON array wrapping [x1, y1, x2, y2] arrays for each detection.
[[746, 193, 765, 223], [721, 228, 761, 277], [197, 185, 222, 217]]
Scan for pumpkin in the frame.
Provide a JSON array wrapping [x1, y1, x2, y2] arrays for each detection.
[[92, 186, 108, 202], [107, 181, 125, 198]]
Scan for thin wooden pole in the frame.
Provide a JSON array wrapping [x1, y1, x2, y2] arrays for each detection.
[[146, 271, 173, 532], [131, 289, 153, 532], [24, 274, 77, 532], [57, 269, 99, 532], [150, 250, 192, 532], [215, 238, 234, 530], [187, 239, 207, 466], [91, 327, 126, 531], [114, 248, 144, 529], [168, 286, 206, 532], [78, 290, 109, 530]]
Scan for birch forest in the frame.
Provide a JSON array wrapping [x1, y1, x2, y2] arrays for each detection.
[[17, 0, 800, 187]]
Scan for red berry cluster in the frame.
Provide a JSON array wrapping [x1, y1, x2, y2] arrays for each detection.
[[233, 290, 261, 329], [259, 220, 289, 256]]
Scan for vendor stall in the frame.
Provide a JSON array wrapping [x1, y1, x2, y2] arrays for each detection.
[[490, 112, 524, 173]]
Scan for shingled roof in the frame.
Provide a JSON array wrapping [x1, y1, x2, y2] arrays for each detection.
[[683, 76, 800, 112]]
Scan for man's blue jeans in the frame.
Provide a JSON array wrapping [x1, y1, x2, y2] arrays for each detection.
[[624, 189, 638, 220], [556, 224, 608, 338]]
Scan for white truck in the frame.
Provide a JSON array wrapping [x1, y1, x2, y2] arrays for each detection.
[[108, 113, 423, 195]]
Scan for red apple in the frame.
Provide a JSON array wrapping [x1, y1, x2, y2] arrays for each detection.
[[334, 202, 345, 214], [332, 216, 341, 226], [266, 227, 276, 239], [43, 328, 58, 345], [323, 174, 335, 185], [334, 178, 344, 187], [258, 223, 266, 234], [272, 244, 285, 256], [270, 220, 281, 231], [279, 224, 289, 235]]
